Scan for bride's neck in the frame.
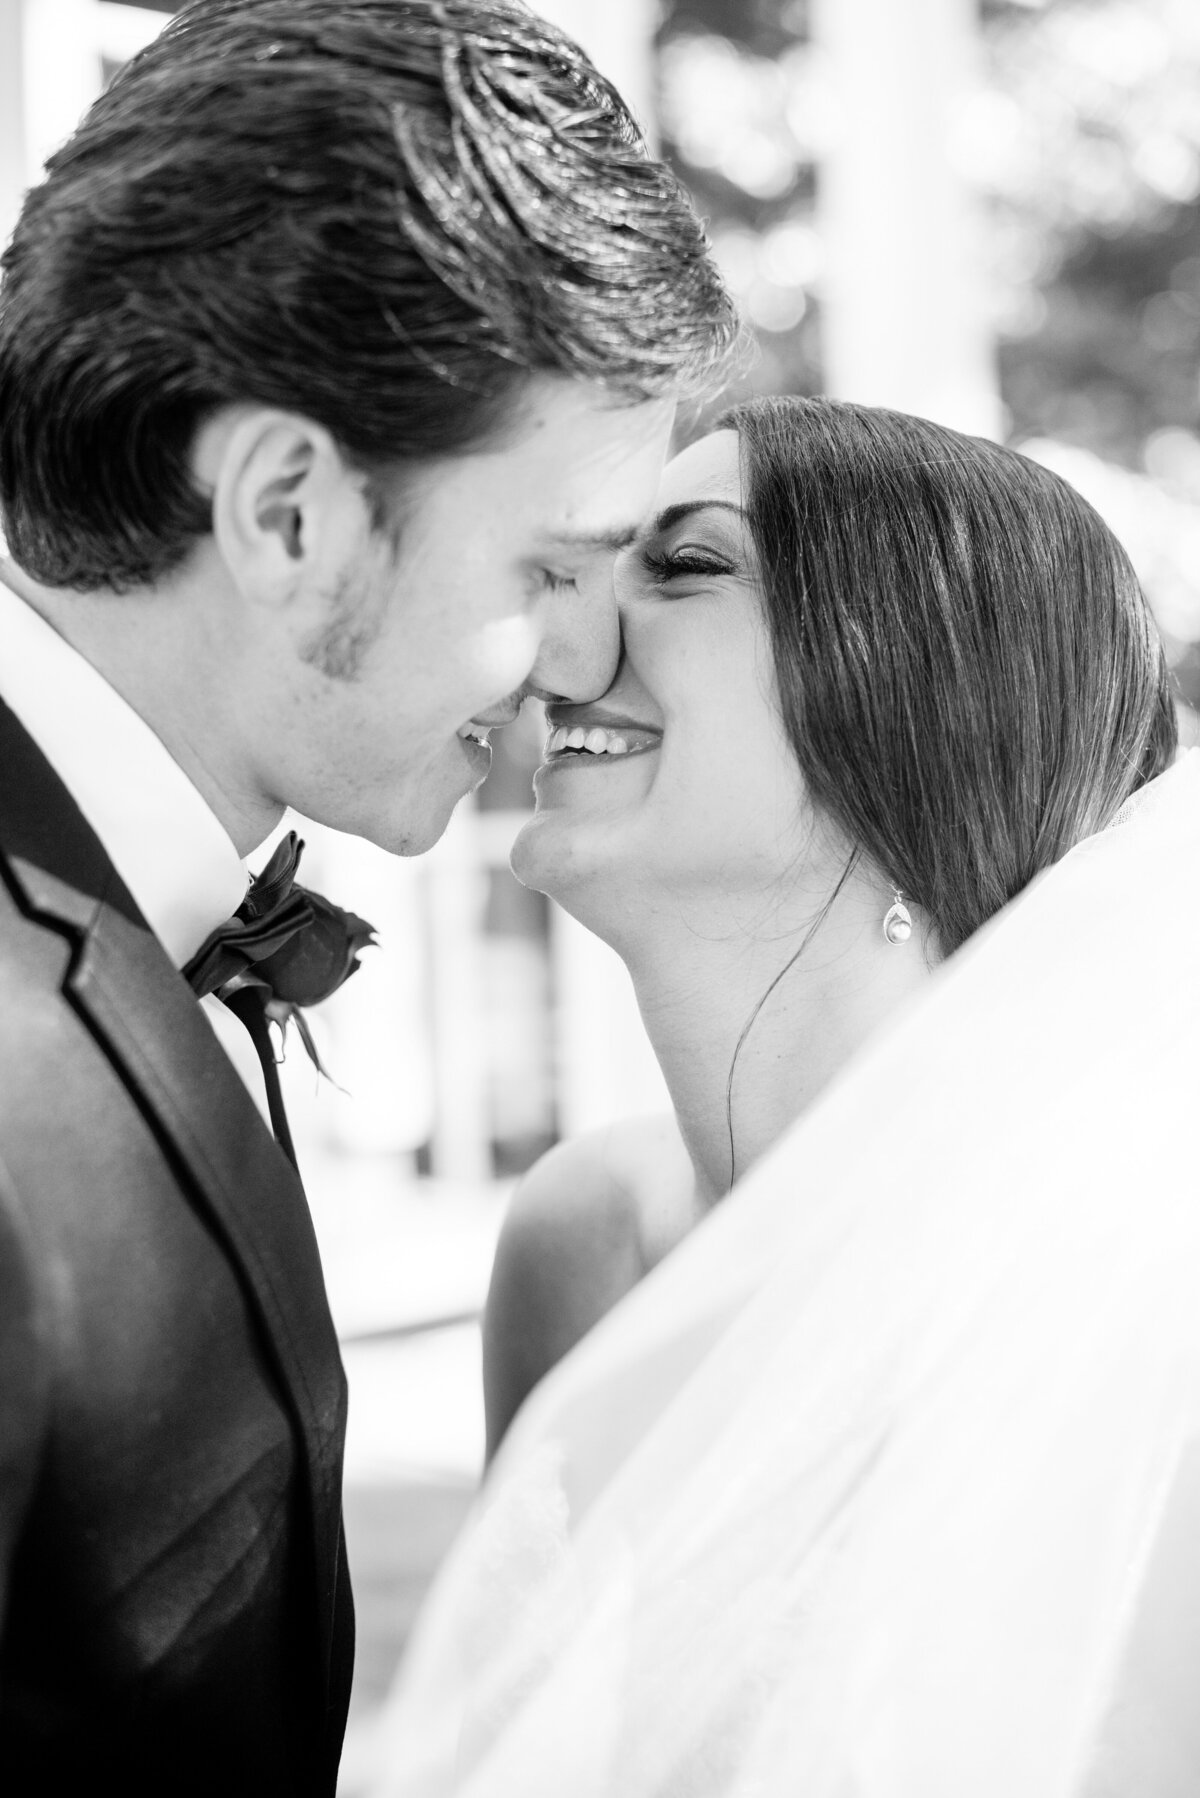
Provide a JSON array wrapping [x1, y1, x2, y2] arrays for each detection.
[[619, 884, 934, 1209]]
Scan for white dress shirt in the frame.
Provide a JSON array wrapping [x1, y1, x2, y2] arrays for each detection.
[[0, 574, 271, 1120]]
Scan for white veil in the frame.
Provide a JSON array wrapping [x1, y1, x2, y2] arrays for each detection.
[[369, 750, 1200, 1798]]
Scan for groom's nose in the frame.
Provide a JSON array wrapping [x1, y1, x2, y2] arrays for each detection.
[[520, 573, 621, 706]]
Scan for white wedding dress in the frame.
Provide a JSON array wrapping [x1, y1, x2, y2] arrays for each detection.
[[369, 750, 1200, 1798]]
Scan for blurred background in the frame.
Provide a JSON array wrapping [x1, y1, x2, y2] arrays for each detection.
[[4, 0, 1200, 1785]]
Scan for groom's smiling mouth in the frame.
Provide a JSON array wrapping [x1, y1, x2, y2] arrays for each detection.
[[456, 701, 520, 767]]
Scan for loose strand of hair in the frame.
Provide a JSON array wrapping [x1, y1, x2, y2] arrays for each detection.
[[723, 850, 861, 1195]]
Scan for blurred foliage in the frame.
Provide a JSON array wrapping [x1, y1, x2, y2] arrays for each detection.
[[658, 0, 1200, 706], [657, 0, 821, 406]]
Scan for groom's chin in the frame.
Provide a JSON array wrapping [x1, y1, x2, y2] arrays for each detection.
[[360, 793, 468, 858], [339, 742, 494, 855], [299, 777, 470, 859]]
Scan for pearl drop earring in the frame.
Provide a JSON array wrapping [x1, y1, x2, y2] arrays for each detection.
[[882, 890, 912, 945]]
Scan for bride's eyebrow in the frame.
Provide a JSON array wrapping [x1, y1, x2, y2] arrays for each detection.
[[651, 499, 745, 534]]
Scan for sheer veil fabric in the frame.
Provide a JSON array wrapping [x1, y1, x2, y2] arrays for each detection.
[[371, 750, 1200, 1798]]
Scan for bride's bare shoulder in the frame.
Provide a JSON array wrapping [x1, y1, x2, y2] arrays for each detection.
[[483, 1115, 694, 1458]]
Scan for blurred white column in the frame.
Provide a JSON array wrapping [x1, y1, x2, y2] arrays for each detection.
[[19, 0, 103, 184], [3, 3, 168, 239], [422, 808, 493, 1185], [814, 0, 999, 437], [0, 0, 27, 251], [532, 0, 658, 146]]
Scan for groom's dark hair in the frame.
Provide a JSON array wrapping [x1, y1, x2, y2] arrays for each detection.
[[0, 0, 739, 592]]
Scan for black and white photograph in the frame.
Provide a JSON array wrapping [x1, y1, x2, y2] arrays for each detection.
[[1, 2, 1198, 1793]]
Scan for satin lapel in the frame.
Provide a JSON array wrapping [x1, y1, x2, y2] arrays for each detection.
[[0, 700, 346, 1696], [71, 910, 348, 1674]]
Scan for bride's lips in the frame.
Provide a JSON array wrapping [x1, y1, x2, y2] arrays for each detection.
[[539, 708, 662, 768]]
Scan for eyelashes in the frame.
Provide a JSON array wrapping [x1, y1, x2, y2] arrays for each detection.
[[535, 568, 579, 595], [535, 548, 734, 597], [639, 545, 734, 586]]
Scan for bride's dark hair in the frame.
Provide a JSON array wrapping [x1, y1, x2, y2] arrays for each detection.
[[723, 396, 1179, 955]]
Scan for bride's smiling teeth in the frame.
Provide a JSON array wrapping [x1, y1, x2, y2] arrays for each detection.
[[544, 723, 661, 760], [548, 725, 628, 756]]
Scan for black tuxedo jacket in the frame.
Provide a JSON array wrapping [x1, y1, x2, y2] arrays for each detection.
[[0, 700, 353, 1793]]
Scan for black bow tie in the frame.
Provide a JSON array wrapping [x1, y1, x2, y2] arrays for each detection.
[[182, 831, 313, 1001]]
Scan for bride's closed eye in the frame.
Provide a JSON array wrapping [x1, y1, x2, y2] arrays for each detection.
[[640, 544, 735, 587]]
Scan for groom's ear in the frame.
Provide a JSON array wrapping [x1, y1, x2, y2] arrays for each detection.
[[194, 407, 366, 607]]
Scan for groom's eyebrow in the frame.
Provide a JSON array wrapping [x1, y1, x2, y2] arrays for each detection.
[[540, 524, 641, 554]]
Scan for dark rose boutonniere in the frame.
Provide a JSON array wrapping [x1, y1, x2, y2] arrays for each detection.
[[183, 831, 376, 1077]]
